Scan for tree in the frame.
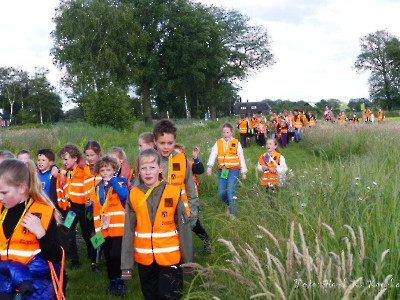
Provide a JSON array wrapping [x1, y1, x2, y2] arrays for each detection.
[[0, 67, 29, 124], [51, 0, 139, 127], [348, 98, 371, 111], [354, 30, 400, 111]]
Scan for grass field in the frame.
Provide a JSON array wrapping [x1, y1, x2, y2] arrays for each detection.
[[1, 119, 399, 299]]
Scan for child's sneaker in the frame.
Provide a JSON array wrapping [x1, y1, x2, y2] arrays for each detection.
[[108, 279, 117, 295], [115, 278, 126, 296], [203, 237, 212, 255]]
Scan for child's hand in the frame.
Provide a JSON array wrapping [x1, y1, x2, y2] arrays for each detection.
[[207, 167, 212, 176], [51, 165, 59, 178], [21, 214, 46, 239], [262, 165, 269, 171], [192, 147, 200, 159], [242, 173, 247, 180]]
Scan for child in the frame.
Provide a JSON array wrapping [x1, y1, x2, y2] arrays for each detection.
[[57, 144, 97, 271], [237, 114, 248, 148], [108, 146, 135, 188], [91, 155, 129, 296], [207, 123, 247, 218], [278, 116, 288, 148], [174, 143, 212, 254], [138, 132, 155, 152], [0, 158, 62, 299], [121, 148, 193, 299], [257, 139, 288, 192], [36, 148, 57, 208], [257, 118, 267, 147], [0, 150, 14, 163], [16, 150, 31, 165], [153, 119, 199, 230]]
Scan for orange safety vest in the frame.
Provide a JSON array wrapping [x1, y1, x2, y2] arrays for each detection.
[[279, 121, 288, 134], [293, 115, 303, 129], [377, 111, 385, 122], [259, 152, 281, 186], [130, 184, 181, 266], [257, 123, 267, 134], [238, 119, 248, 134], [217, 139, 240, 170], [83, 164, 102, 202], [167, 152, 190, 217], [56, 166, 89, 210], [0, 200, 54, 264], [92, 184, 126, 238], [308, 116, 316, 127]]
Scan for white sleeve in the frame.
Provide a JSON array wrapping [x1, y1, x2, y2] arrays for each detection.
[[237, 142, 248, 174], [206, 142, 218, 167], [257, 161, 264, 172], [277, 155, 288, 181]]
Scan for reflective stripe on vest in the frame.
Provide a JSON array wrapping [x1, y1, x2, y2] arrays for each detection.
[[130, 184, 181, 266], [216, 139, 240, 170]]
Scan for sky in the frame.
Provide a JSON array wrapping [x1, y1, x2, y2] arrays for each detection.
[[1, 0, 400, 108]]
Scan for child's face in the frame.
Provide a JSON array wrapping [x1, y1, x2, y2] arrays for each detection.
[[99, 164, 115, 182], [0, 180, 27, 209], [138, 157, 161, 187], [266, 140, 276, 153], [138, 138, 154, 152], [85, 149, 100, 166], [17, 153, 30, 165], [37, 154, 53, 172], [62, 153, 78, 170], [222, 127, 233, 141], [155, 133, 175, 157]]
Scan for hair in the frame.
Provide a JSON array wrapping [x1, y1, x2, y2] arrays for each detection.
[[108, 146, 127, 161], [37, 148, 55, 162], [174, 143, 185, 153], [17, 150, 31, 158], [0, 150, 15, 160], [94, 155, 120, 174], [267, 138, 280, 153], [135, 148, 163, 184], [0, 159, 61, 223], [84, 140, 102, 155], [58, 144, 82, 161], [153, 119, 177, 140], [139, 132, 155, 145], [221, 123, 233, 131]]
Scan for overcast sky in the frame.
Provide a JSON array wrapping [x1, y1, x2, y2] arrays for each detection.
[[1, 0, 400, 107]]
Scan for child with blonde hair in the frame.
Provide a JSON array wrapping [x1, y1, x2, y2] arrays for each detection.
[[121, 148, 193, 299], [0, 159, 63, 299]]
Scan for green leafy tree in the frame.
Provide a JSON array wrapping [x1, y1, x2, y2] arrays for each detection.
[[354, 30, 400, 110], [348, 98, 371, 111], [51, 0, 140, 127]]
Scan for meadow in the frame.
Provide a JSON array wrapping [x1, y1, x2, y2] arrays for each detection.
[[0, 119, 399, 299]]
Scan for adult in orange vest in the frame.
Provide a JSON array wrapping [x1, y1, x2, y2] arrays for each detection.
[[207, 123, 247, 218], [56, 144, 98, 271], [121, 149, 193, 299], [0, 159, 63, 299], [257, 139, 288, 191], [237, 114, 249, 148], [91, 155, 129, 296]]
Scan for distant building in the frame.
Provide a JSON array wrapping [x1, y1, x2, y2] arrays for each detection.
[[0, 109, 10, 128], [233, 101, 270, 116]]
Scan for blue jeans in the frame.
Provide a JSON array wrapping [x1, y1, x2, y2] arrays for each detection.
[[217, 169, 239, 215], [295, 128, 302, 142]]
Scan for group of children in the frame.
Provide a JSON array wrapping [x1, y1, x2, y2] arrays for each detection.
[[0, 117, 290, 299]]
